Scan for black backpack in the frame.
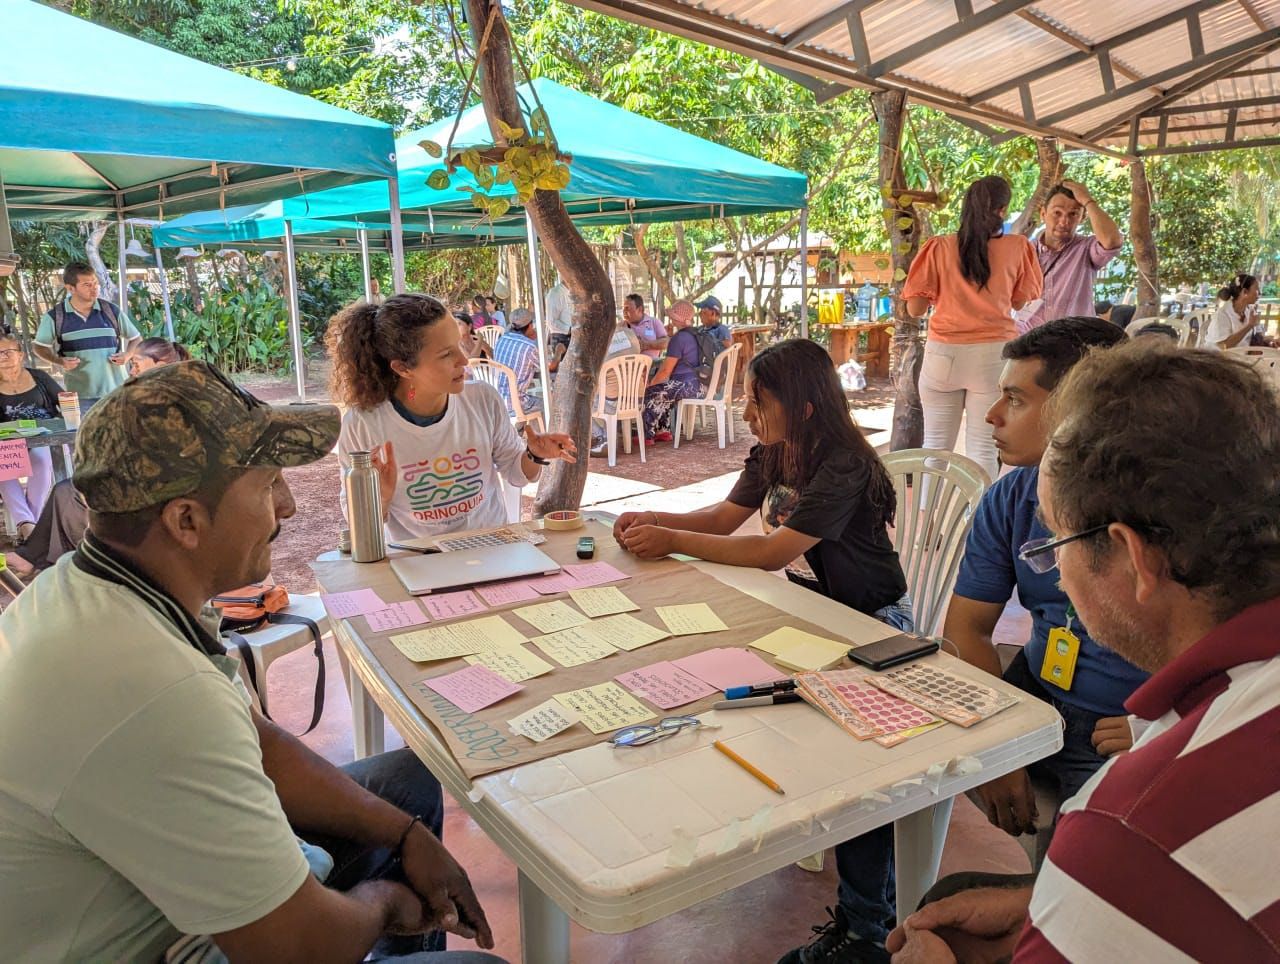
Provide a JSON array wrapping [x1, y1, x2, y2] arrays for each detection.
[[688, 326, 725, 387], [52, 299, 121, 355]]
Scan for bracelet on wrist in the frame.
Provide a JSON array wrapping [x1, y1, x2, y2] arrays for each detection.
[[394, 815, 423, 858], [525, 446, 550, 466]]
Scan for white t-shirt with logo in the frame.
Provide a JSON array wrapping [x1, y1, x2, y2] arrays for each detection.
[[338, 382, 527, 542]]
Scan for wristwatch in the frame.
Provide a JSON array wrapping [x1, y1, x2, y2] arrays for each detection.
[[525, 447, 550, 465]]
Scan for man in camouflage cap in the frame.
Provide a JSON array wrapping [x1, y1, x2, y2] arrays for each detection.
[[0, 360, 499, 964]]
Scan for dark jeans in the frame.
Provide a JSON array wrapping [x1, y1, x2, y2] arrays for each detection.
[[14, 479, 87, 571]]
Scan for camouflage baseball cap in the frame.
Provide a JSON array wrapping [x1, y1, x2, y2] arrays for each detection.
[[74, 359, 340, 512]]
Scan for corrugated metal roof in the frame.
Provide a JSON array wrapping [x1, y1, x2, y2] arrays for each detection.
[[566, 0, 1280, 155]]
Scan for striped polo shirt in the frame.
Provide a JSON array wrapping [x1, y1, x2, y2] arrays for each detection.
[[35, 297, 139, 398], [1015, 596, 1280, 961]]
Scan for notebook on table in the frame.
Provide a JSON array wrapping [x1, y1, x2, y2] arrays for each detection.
[[391, 542, 561, 595]]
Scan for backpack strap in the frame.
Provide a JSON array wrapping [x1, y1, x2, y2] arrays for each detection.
[[53, 298, 122, 355], [226, 613, 326, 735]]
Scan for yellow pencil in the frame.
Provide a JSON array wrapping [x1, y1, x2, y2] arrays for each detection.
[[713, 740, 785, 795]]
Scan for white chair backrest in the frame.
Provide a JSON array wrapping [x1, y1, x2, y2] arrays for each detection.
[[880, 448, 991, 637], [1126, 315, 1193, 346], [477, 324, 505, 352], [467, 357, 521, 414], [1184, 308, 1213, 346], [1228, 346, 1280, 391], [596, 354, 650, 417], [704, 342, 740, 401]]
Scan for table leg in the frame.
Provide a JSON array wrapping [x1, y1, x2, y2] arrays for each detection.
[[347, 662, 385, 760], [893, 797, 955, 919], [518, 869, 570, 964]]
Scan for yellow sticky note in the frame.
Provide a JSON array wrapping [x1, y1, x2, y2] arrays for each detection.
[[390, 615, 526, 662], [591, 613, 670, 651], [750, 627, 850, 672], [656, 603, 728, 636], [554, 681, 656, 734], [515, 600, 590, 634], [532, 625, 618, 667], [465, 645, 555, 682], [568, 586, 640, 618]]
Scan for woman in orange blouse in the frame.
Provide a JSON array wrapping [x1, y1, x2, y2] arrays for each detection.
[[902, 175, 1043, 479]]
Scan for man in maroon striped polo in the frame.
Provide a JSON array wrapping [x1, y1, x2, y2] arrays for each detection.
[[887, 341, 1280, 963]]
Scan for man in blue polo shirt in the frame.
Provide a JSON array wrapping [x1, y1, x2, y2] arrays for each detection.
[[694, 295, 732, 349], [945, 316, 1147, 839], [33, 261, 140, 399]]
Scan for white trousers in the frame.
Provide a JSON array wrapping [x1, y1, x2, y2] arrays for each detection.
[[0, 446, 54, 528], [918, 339, 1005, 480]]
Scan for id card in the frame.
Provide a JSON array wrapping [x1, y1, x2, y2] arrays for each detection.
[[1041, 626, 1080, 691]]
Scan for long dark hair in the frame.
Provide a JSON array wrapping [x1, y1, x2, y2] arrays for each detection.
[[325, 292, 450, 409], [957, 175, 1011, 290], [748, 339, 896, 527], [133, 337, 191, 365], [1219, 272, 1257, 302]]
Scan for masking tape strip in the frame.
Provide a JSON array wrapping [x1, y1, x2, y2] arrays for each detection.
[[749, 804, 773, 853], [925, 762, 948, 795], [949, 755, 984, 776], [716, 818, 743, 856], [467, 786, 486, 803], [665, 827, 699, 868], [543, 510, 583, 531]]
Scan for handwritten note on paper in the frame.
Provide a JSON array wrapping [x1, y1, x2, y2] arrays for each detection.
[[562, 561, 630, 587], [422, 590, 487, 621], [320, 588, 388, 620], [568, 587, 639, 618], [615, 660, 717, 709], [364, 600, 430, 633], [554, 681, 656, 734], [465, 645, 555, 682], [590, 613, 670, 651], [749, 627, 851, 672], [531, 625, 618, 667], [672, 648, 788, 691], [656, 603, 729, 636], [390, 615, 527, 662], [509, 698, 580, 743], [420, 664, 523, 713], [475, 580, 542, 607], [0, 438, 32, 482], [526, 572, 581, 595], [514, 600, 590, 634]]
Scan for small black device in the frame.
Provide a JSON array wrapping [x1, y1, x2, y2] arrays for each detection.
[[847, 633, 940, 671], [576, 536, 596, 559]]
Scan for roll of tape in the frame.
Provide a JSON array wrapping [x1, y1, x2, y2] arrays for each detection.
[[543, 510, 583, 531]]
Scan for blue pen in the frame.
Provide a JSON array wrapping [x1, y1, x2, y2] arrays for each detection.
[[725, 680, 797, 700]]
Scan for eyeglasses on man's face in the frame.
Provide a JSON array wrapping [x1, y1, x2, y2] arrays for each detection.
[[1018, 524, 1110, 574]]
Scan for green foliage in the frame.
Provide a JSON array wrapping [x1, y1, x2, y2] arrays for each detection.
[[1149, 163, 1255, 288], [295, 253, 368, 338]]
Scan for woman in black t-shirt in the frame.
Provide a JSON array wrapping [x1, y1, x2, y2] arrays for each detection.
[[0, 335, 62, 540]]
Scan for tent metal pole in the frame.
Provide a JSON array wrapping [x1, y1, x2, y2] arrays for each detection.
[[282, 221, 306, 401], [116, 218, 129, 320], [359, 228, 373, 301], [154, 246, 174, 340], [799, 207, 809, 340], [388, 178, 407, 294], [526, 219, 552, 428]]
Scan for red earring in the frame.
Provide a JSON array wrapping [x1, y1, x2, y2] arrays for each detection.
[[408, 384, 417, 402]]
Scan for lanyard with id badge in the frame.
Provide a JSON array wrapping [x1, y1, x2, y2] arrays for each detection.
[[1041, 603, 1081, 691]]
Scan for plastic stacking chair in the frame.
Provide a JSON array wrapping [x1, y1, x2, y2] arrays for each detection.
[[592, 353, 649, 467], [1183, 307, 1213, 347], [225, 593, 330, 732], [880, 449, 991, 637], [1228, 345, 1280, 391], [1126, 316, 1192, 346], [674, 343, 740, 449], [467, 358, 545, 433], [476, 324, 505, 353]]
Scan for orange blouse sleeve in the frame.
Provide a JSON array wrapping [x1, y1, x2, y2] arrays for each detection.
[[1011, 236, 1044, 304], [902, 236, 943, 303]]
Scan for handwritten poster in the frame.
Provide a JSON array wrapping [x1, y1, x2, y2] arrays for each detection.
[[0, 439, 31, 483]]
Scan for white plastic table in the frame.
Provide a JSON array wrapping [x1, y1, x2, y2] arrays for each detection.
[[316, 537, 1061, 963]]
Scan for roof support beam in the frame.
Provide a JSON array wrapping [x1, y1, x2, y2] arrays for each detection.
[[1019, 84, 1036, 122], [862, 0, 1039, 79], [1142, 93, 1280, 116], [782, 0, 882, 51], [847, 11, 870, 68], [1225, 107, 1239, 140], [1098, 53, 1116, 93], [1016, 11, 1149, 87], [1141, 133, 1280, 154], [1186, 12, 1205, 59], [1236, 0, 1268, 29]]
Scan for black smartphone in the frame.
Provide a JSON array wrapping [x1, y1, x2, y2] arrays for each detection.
[[848, 633, 940, 671], [576, 536, 596, 559]]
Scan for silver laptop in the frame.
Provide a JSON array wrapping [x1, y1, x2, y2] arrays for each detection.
[[390, 541, 561, 595]]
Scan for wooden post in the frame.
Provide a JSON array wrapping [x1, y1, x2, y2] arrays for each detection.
[[872, 90, 924, 451], [1129, 159, 1160, 319], [1011, 137, 1062, 236]]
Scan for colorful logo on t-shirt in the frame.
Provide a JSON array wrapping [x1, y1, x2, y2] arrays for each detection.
[[402, 449, 485, 522]]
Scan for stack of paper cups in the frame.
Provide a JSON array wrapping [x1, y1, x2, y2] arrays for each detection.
[[58, 392, 81, 429]]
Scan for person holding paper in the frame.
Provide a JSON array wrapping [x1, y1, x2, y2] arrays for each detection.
[[327, 293, 575, 543]]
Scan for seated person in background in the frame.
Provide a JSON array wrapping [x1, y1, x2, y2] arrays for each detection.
[[641, 299, 702, 443], [0, 333, 62, 542], [1203, 272, 1260, 351], [695, 295, 732, 349], [491, 309, 539, 416], [1093, 299, 1135, 329], [484, 295, 506, 327], [623, 293, 668, 359], [0, 360, 501, 963], [327, 293, 574, 543], [888, 341, 1280, 963], [945, 317, 1146, 845], [618, 339, 912, 964], [457, 312, 489, 360], [126, 336, 190, 376], [469, 293, 495, 331]]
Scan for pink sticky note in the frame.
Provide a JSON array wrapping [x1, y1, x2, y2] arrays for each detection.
[[615, 660, 716, 709], [527, 572, 580, 595], [564, 561, 630, 588], [0, 438, 32, 483], [320, 588, 388, 620], [476, 580, 542, 606], [672, 648, 788, 692], [365, 600, 429, 633], [418, 664, 523, 713], [422, 590, 487, 621]]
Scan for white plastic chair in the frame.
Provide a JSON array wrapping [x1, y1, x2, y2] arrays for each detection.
[[1228, 345, 1280, 391], [467, 358, 544, 433], [1183, 308, 1213, 347], [1126, 316, 1193, 346], [880, 449, 991, 637], [224, 594, 330, 721], [476, 324, 505, 353], [674, 342, 740, 449], [592, 353, 649, 467]]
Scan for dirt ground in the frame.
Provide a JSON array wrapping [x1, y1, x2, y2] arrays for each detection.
[[239, 367, 895, 594]]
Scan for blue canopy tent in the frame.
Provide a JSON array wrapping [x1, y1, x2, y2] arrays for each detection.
[[0, 0, 404, 395]]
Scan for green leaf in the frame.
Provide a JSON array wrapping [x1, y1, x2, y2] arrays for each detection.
[[893, 267, 907, 282], [530, 107, 549, 134], [495, 118, 524, 141], [426, 170, 450, 190], [895, 241, 911, 255], [474, 166, 495, 190], [460, 148, 483, 173], [896, 217, 913, 230], [486, 197, 512, 219], [420, 140, 443, 158], [897, 194, 914, 207]]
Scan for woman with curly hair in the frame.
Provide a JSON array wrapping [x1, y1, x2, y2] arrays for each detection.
[[326, 293, 575, 542]]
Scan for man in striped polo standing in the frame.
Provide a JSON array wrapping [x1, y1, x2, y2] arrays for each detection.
[[33, 261, 141, 399], [888, 341, 1280, 963]]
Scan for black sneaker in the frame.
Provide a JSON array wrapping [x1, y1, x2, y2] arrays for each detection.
[[776, 906, 890, 964]]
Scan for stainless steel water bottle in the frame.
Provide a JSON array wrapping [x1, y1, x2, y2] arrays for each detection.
[[344, 451, 386, 563]]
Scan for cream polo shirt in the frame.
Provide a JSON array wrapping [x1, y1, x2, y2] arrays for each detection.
[[0, 551, 310, 962]]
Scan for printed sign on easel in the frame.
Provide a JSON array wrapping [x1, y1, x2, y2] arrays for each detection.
[[0, 439, 32, 482]]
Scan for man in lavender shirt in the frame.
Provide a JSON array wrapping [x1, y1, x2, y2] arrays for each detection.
[[622, 293, 668, 359], [1020, 181, 1124, 332]]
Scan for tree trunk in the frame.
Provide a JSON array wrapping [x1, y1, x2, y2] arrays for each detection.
[[873, 90, 924, 451], [1011, 137, 1062, 236], [1129, 159, 1160, 318], [465, 0, 614, 514], [182, 257, 204, 313], [84, 222, 117, 302]]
